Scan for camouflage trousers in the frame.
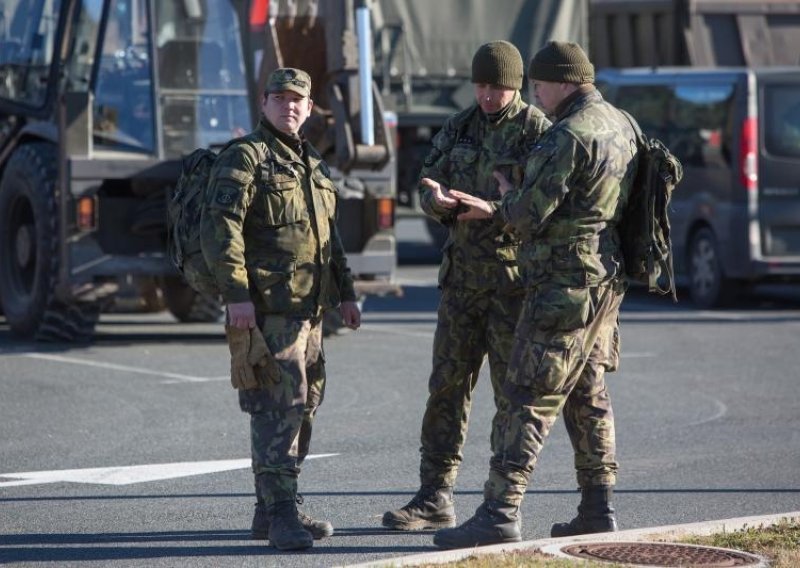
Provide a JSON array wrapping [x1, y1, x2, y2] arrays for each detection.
[[238, 314, 326, 507], [420, 286, 523, 488], [483, 279, 626, 506]]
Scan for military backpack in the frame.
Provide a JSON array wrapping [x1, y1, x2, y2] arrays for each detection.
[[618, 110, 683, 300], [167, 139, 266, 298]]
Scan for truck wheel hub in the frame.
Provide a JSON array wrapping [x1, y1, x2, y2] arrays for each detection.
[[15, 223, 34, 268]]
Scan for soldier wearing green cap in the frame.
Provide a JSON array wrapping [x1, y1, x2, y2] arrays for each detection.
[[201, 67, 360, 551], [382, 41, 550, 531], [433, 40, 638, 549]]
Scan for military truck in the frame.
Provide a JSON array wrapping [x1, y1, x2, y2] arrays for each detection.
[[368, 0, 589, 244], [589, 0, 800, 69], [0, 0, 396, 341]]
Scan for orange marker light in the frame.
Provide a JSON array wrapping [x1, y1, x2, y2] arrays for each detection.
[[77, 196, 96, 231], [377, 197, 394, 230]]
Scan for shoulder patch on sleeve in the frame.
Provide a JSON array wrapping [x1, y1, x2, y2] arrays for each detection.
[[215, 187, 240, 206]]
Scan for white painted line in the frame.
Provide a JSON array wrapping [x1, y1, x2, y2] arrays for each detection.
[[359, 324, 433, 339], [687, 395, 728, 427], [0, 454, 339, 488], [21, 353, 217, 383]]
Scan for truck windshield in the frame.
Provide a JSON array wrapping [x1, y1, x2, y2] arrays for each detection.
[[0, 0, 61, 108], [764, 85, 800, 159], [93, 0, 154, 152], [154, 0, 251, 156], [93, 0, 251, 155]]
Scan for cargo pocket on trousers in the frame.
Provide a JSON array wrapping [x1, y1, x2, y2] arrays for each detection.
[[530, 334, 576, 394]]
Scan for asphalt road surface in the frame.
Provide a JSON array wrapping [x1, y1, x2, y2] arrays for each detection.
[[2, 218, 800, 567]]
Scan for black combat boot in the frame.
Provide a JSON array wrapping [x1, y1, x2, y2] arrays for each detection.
[[382, 485, 456, 530], [550, 486, 618, 537], [433, 499, 521, 549], [266, 499, 314, 551], [252, 494, 333, 540]]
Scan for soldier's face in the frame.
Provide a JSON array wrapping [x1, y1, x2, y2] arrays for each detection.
[[262, 91, 313, 134], [474, 83, 516, 114], [531, 79, 566, 115]]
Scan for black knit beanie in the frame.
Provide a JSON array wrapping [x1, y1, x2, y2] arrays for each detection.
[[471, 40, 523, 90], [528, 41, 594, 84]]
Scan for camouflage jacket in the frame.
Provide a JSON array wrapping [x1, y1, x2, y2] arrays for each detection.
[[500, 86, 638, 288], [419, 92, 550, 290], [201, 119, 356, 317]]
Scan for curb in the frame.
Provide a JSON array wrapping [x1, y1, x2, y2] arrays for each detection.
[[344, 510, 800, 567]]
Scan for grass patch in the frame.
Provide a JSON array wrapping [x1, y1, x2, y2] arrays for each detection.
[[682, 517, 800, 568], [416, 549, 623, 567]]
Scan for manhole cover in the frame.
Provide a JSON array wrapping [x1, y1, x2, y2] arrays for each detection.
[[559, 541, 762, 567]]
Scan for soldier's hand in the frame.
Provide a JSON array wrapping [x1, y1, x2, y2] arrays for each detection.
[[492, 171, 513, 196], [247, 328, 281, 385], [227, 301, 256, 329], [225, 325, 259, 390], [421, 178, 459, 209], [340, 300, 361, 330], [448, 190, 494, 220]]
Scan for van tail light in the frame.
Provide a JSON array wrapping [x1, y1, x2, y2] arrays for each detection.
[[249, 0, 269, 30], [377, 197, 394, 229], [76, 196, 96, 231], [739, 117, 758, 191]]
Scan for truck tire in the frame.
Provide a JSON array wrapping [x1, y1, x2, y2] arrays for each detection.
[[0, 143, 100, 341], [162, 276, 223, 323], [688, 227, 739, 308]]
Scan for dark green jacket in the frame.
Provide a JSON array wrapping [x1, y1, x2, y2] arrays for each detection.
[[500, 87, 638, 288], [202, 119, 356, 316], [419, 92, 550, 290]]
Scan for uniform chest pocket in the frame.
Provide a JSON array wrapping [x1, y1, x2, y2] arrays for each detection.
[[448, 145, 479, 184], [312, 171, 339, 218], [494, 156, 525, 189], [260, 174, 305, 226]]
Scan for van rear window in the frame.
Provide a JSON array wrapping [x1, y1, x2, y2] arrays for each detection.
[[764, 85, 800, 158]]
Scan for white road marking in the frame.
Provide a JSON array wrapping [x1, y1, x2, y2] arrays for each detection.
[[359, 324, 433, 339], [687, 396, 728, 427], [21, 353, 224, 384], [0, 454, 339, 488]]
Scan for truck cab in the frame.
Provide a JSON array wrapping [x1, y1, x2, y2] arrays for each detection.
[[0, 0, 253, 340]]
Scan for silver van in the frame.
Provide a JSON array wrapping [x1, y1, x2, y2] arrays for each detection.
[[597, 67, 800, 307]]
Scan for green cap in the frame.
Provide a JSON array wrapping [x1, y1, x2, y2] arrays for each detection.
[[266, 67, 311, 97], [471, 40, 523, 90], [528, 41, 594, 84]]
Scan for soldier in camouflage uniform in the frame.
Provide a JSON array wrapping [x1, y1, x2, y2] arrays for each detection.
[[382, 41, 550, 531], [201, 68, 361, 551], [434, 41, 638, 549]]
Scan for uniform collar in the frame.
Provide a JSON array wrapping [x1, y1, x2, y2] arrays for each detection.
[[553, 84, 598, 121]]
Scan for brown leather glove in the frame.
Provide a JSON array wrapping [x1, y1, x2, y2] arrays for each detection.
[[248, 329, 281, 385], [225, 325, 259, 390]]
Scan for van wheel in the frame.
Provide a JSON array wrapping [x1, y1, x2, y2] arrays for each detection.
[[0, 143, 100, 341], [688, 228, 738, 308], [162, 276, 223, 322]]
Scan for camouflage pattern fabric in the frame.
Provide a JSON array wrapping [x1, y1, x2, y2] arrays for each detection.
[[201, 118, 356, 316], [412, 93, 549, 488], [419, 287, 524, 488], [419, 92, 550, 291], [238, 315, 325, 507], [483, 279, 625, 505], [482, 86, 637, 505], [500, 87, 637, 288]]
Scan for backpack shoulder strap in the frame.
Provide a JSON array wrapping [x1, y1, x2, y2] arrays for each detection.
[[618, 108, 647, 149]]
